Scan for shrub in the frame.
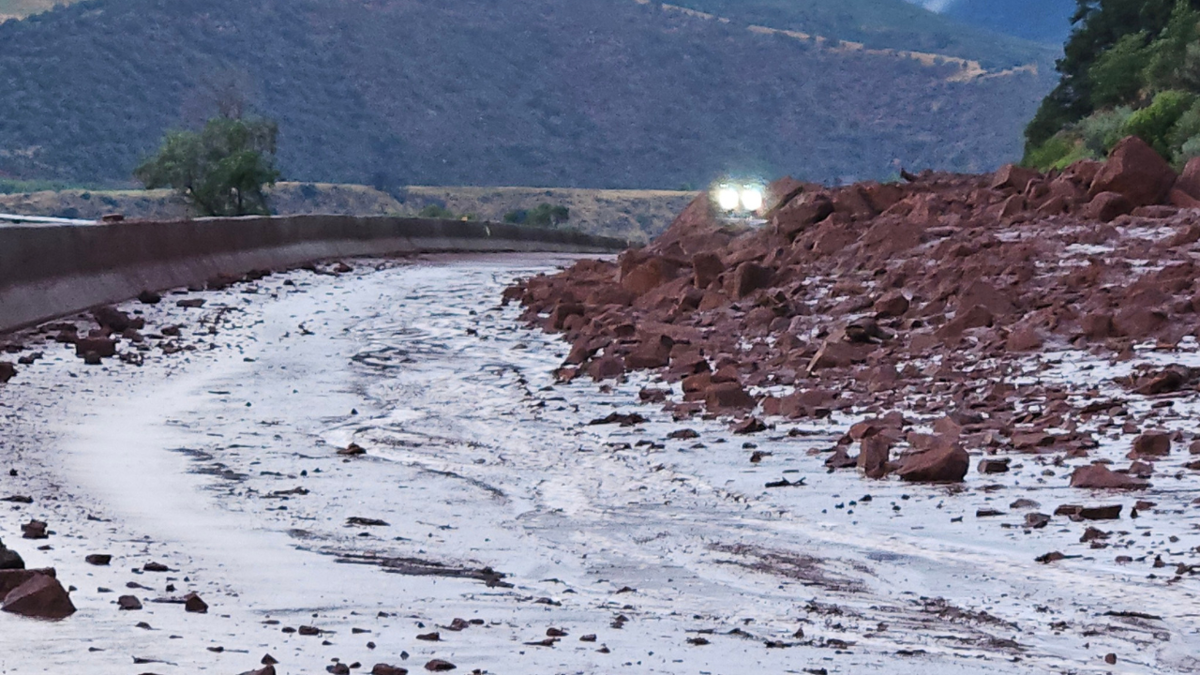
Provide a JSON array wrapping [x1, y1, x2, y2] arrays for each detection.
[[418, 204, 457, 219], [1077, 106, 1134, 156], [1122, 89, 1196, 158], [1023, 133, 1090, 171]]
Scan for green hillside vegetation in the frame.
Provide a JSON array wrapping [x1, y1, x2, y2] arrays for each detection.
[[1025, 0, 1200, 169], [0, 0, 1052, 189]]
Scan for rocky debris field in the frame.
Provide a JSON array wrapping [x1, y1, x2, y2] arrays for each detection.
[[506, 135, 1200, 494], [2, 241, 1200, 673]]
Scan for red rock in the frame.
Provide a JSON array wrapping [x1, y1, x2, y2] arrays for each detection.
[[873, 291, 910, 318], [991, 164, 1039, 192], [0, 362, 14, 383], [74, 337, 116, 359], [897, 442, 969, 483], [728, 262, 774, 298], [704, 382, 755, 412], [241, 666, 276, 675], [859, 182, 904, 212], [0, 569, 56, 596], [587, 355, 626, 381], [1175, 156, 1200, 200], [1079, 504, 1122, 520], [118, 594, 142, 610], [620, 256, 678, 296], [625, 335, 674, 370], [773, 192, 833, 239], [1169, 188, 1200, 208], [1005, 326, 1043, 351], [997, 194, 1025, 220], [184, 592, 208, 613], [1086, 192, 1134, 222], [692, 252, 724, 290], [858, 436, 892, 479], [1080, 312, 1115, 340], [1070, 464, 1149, 490], [372, 665, 408, 675], [21, 520, 47, 540], [1112, 306, 1166, 339], [1129, 431, 1171, 458], [1, 573, 75, 619], [424, 660, 456, 672], [978, 458, 1011, 474], [1090, 136, 1177, 207]]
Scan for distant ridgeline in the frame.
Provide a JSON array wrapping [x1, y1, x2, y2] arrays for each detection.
[[0, 0, 1056, 188], [1025, 0, 1200, 170]]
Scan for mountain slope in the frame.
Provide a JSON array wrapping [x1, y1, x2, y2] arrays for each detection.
[[942, 0, 1076, 46], [0, 0, 1053, 188], [673, 0, 1058, 68]]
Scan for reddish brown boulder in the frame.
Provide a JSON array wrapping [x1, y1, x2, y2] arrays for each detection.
[[991, 164, 1039, 192], [704, 382, 755, 412], [1175, 156, 1200, 200], [2, 573, 75, 619], [184, 591, 208, 613], [692, 252, 724, 290], [1169, 188, 1200, 209], [1090, 136, 1177, 207], [897, 443, 969, 483], [728, 262, 774, 298], [0, 569, 55, 596], [625, 335, 674, 370], [587, 355, 626, 381], [1080, 312, 1115, 340], [1129, 431, 1171, 459], [1070, 464, 1149, 490], [620, 256, 678, 296], [1005, 326, 1043, 351], [1086, 192, 1134, 222], [74, 337, 116, 359], [424, 659, 456, 672], [873, 291, 910, 318], [0, 362, 14, 383], [773, 192, 833, 239], [372, 665, 409, 675], [858, 436, 892, 479]]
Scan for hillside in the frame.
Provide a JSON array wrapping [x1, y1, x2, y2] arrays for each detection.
[[0, 0, 1054, 188], [942, 0, 1076, 46], [0, 184, 695, 242]]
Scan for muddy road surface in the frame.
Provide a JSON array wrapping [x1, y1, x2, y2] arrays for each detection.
[[0, 254, 1196, 674]]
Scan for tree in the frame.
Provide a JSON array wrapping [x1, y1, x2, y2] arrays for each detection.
[[135, 116, 280, 217]]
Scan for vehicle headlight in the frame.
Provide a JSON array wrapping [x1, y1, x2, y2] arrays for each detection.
[[740, 187, 763, 212], [716, 186, 741, 211]]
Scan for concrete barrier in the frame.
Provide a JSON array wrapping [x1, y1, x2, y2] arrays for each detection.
[[0, 215, 625, 334]]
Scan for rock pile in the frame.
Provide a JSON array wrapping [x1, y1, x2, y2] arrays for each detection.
[[506, 136, 1200, 485]]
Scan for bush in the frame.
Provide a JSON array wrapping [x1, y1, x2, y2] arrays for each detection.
[[1077, 106, 1134, 156], [1088, 32, 1151, 109], [418, 204, 457, 219], [1122, 89, 1196, 158], [1023, 133, 1090, 171]]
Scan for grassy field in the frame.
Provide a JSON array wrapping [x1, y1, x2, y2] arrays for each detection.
[[0, 183, 696, 243]]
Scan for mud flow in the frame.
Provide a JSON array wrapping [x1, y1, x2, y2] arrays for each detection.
[[0, 254, 1197, 674]]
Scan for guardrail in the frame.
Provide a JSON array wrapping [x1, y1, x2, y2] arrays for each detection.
[[0, 214, 626, 334]]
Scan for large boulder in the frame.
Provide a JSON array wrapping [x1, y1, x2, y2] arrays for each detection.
[[0, 568, 55, 596], [991, 163, 1039, 192], [2, 572, 75, 619], [772, 192, 833, 239], [1069, 463, 1149, 490], [1175, 156, 1200, 200], [704, 381, 756, 412], [1090, 136, 1177, 207], [897, 442, 969, 483], [0, 362, 15, 383]]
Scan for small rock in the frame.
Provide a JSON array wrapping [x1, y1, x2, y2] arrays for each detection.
[[424, 660, 456, 672], [85, 554, 112, 566], [978, 458, 1010, 474], [372, 665, 408, 675], [21, 520, 48, 540], [118, 595, 142, 610], [183, 592, 208, 613], [338, 443, 367, 456]]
